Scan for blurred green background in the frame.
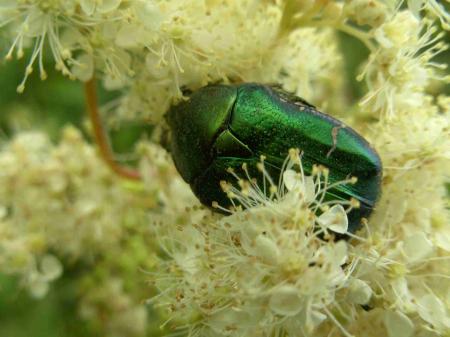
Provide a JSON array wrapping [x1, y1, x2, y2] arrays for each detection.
[[0, 26, 449, 336]]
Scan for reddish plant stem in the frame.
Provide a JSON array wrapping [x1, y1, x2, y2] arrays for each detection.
[[84, 78, 141, 181]]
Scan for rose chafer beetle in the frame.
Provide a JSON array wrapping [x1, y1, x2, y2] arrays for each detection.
[[166, 83, 382, 233]]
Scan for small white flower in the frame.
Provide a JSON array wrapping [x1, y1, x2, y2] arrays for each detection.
[[133, 1, 164, 30], [390, 277, 415, 312], [115, 24, 145, 48], [344, 0, 388, 27], [71, 53, 94, 82], [252, 234, 280, 265], [403, 232, 433, 262], [282, 169, 300, 191], [26, 255, 63, 299], [29, 277, 50, 299], [40, 254, 63, 282], [374, 11, 420, 49], [348, 279, 372, 305], [417, 294, 450, 331], [317, 204, 349, 234]]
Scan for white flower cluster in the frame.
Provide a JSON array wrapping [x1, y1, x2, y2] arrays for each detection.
[[360, 10, 449, 117], [0, 0, 449, 336], [1, 0, 345, 123], [0, 127, 132, 264], [150, 151, 358, 336], [0, 127, 160, 335], [149, 142, 449, 336]]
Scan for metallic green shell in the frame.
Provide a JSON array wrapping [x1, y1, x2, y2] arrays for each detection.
[[167, 83, 382, 233]]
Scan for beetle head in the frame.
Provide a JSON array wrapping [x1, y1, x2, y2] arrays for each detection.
[[166, 84, 238, 184]]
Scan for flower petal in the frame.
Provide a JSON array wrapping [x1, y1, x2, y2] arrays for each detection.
[[384, 310, 414, 337], [317, 205, 348, 234], [269, 285, 302, 316]]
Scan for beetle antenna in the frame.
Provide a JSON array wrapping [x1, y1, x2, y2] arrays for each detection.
[[84, 77, 141, 181]]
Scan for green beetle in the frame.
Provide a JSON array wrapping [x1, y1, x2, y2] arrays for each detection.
[[166, 83, 382, 233]]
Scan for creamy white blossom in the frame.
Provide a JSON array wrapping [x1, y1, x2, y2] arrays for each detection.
[[0, 127, 161, 334], [149, 151, 367, 337], [0, 0, 449, 336]]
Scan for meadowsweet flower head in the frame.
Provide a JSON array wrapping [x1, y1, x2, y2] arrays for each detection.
[[0, 126, 162, 334], [357, 10, 449, 117], [149, 151, 378, 336]]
